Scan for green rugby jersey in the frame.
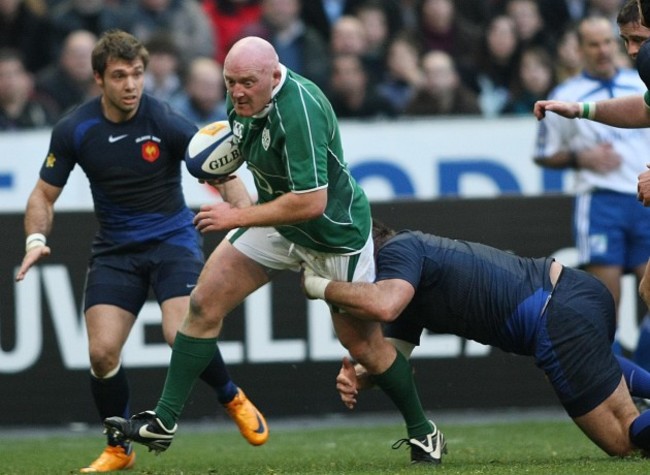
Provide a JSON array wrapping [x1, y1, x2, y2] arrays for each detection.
[[227, 66, 370, 254]]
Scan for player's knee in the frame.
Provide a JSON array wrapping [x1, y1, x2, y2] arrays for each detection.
[[88, 350, 120, 377], [188, 286, 223, 324]]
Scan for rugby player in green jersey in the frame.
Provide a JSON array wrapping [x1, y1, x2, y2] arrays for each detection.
[[105, 36, 444, 465]]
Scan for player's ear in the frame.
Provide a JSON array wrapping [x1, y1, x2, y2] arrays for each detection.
[[636, 41, 650, 89]]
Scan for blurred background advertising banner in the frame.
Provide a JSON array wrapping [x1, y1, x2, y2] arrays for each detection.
[[0, 117, 571, 213]]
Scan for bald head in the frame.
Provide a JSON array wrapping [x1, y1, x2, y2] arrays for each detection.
[[223, 36, 282, 117], [224, 36, 279, 74]]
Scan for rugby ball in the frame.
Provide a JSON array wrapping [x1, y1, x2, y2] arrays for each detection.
[[185, 121, 244, 179]]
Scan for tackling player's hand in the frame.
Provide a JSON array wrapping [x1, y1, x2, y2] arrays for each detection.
[[15, 245, 51, 282], [336, 357, 359, 410], [301, 265, 331, 300]]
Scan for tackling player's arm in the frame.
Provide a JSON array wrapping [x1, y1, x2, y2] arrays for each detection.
[[303, 269, 415, 322], [16, 179, 63, 282]]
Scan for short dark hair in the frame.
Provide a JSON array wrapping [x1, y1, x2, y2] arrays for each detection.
[[372, 218, 396, 259], [91, 29, 149, 76], [640, 0, 650, 27], [617, 0, 641, 25]]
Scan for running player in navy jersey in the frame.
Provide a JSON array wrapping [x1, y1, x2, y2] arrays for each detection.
[[303, 220, 650, 457], [14, 30, 267, 473]]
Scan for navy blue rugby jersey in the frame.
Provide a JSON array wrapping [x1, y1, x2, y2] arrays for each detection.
[[380, 231, 554, 355], [40, 95, 198, 250]]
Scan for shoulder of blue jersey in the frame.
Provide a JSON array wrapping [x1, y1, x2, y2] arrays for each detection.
[[185, 121, 244, 179]]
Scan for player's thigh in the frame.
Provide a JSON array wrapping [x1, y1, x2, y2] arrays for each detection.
[[194, 237, 271, 316], [160, 295, 190, 345], [85, 304, 136, 370], [537, 267, 619, 417], [573, 377, 638, 456], [84, 254, 146, 361]]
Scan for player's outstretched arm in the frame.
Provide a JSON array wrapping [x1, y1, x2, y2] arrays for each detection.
[[536, 95, 650, 128], [16, 179, 61, 282]]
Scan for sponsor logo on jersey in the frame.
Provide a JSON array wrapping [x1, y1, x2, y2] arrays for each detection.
[[141, 141, 160, 162], [233, 121, 244, 140], [262, 128, 270, 151], [108, 134, 128, 143], [45, 153, 56, 168]]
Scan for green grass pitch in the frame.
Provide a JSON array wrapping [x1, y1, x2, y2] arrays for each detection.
[[0, 417, 647, 474]]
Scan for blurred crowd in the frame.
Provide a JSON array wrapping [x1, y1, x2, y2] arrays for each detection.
[[0, 0, 636, 129]]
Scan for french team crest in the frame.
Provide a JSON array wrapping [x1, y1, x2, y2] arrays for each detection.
[[141, 141, 160, 162], [262, 127, 270, 151]]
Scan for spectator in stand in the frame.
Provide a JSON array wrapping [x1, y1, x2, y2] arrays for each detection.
[[116, 0, 215, 63], [472, 14, 521, 117], [0, 0, 53, 73], [503, 46, 556, 115], [403, 50, 481, 117], [330, 14, 368, 56], [537, 0, 587, 38], [238, 0, 330, 89], [301, 0, 366, 43], [35, 30, 99, 119], [505, 0, 557, 54], [455, 0, 491, 28], [202, 0, 261, 65], [354, 0, 391, 84], [143, 32, 182, 103], [169, 57, 227, 126], [327, 52, 396, 119], [589, 0, 624, 29], [415, 0, 482, 91], [554, 26, 583, 83], [376, 32, 424, 114], [48, 0, 121, 53], [0, 48, 56, 129]]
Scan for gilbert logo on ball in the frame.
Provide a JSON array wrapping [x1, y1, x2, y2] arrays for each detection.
[[185, 121, 244, 179]]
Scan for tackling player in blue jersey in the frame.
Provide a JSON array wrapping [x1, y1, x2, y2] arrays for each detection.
[[15, 30, 267, 473], [304, 220, 650, 457]]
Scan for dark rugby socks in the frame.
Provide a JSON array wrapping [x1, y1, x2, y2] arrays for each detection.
[[617, 355, 650, 397], [634, 315, 650, 372], [373, 351, 432, 438], [90, 364, 130, 446], [155, 332, 218, 429], [90, 364, 130, 420], [199, 345, 239, 404]]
